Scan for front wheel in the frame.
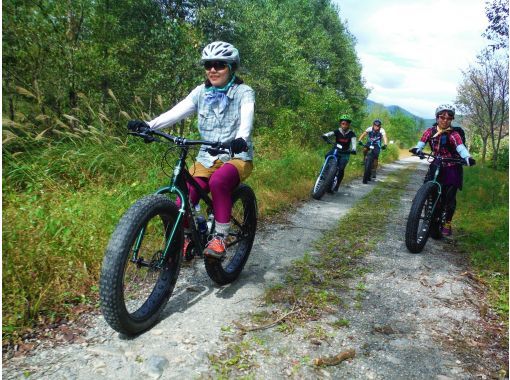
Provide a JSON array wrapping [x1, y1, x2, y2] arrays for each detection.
[[311, 159, 337, 200], [405, 182, 439, 253], [99, 195, 182, 335], [205, 185, 257, 285], [363, 153, 373, 184]]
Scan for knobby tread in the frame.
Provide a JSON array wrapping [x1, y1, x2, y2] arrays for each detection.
[[312, 159, 337, 200], [99, 194, 181, 335], [405, 182, 438, 253], [363, 153, 373, 184]]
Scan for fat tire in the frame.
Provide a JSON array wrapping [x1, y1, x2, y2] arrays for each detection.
[[405, 182, 438, 253], [99, 195, 182, 335], [363, 153, 373, 184], [205, 185, 257, 285], [311, 159, 337, 200]]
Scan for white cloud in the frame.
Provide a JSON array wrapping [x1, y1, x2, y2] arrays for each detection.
[[334, 0, 490, 118]]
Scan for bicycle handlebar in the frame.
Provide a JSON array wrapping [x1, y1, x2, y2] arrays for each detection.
[[322, 137, 356, 153], [411, 151, 466, 165], [129, 129, 231, 155]]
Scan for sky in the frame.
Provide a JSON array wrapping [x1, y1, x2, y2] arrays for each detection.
[[332, 0, 491, 119]]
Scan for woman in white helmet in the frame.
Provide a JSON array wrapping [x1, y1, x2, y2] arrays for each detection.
[[127, 41, 255, 259], [410, 104, 475, 237]]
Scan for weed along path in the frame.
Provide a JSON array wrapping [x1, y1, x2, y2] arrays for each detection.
[[3, 157, 506, 379]]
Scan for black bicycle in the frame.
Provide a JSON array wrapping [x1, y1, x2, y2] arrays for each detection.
[[99, 129, 257, 335], [405, 152, 465, 253], [311, 137, 355, 200]]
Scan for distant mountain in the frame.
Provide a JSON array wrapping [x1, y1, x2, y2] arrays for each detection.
[[365, 99, 435, 128]]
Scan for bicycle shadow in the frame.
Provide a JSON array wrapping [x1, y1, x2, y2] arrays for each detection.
[[158, 249, 270, 321], [157, 158, 419, 324]]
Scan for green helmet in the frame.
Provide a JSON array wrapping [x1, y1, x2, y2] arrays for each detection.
[[339, 114, 352, 123]]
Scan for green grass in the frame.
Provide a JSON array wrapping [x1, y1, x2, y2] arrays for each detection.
[[455, 165, 509, 319], [0, 136, 399, 339], [1, 130, 398, 341], [209, 167, 415, 378], [262, 168, 414, 323]]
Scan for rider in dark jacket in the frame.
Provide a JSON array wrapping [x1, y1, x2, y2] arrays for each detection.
[[322, 114, 357, 192]]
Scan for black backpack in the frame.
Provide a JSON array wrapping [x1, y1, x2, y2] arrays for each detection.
[[452, 126, 466, 147], [434, 124, 467, 151]]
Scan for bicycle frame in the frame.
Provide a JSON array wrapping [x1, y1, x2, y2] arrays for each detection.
[[321, 139, 349, 172], [130, 132, 222, 268], [416, 153, 464, 228], [318, 150, 340, 177], [424, 159, 443, 216]]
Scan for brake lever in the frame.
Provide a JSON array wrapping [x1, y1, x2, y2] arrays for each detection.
[[206, 147, 231, 156], [127, 131, 160, 143]]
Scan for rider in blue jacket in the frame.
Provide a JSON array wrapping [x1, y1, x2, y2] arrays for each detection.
[[358, 119, 388, 179]]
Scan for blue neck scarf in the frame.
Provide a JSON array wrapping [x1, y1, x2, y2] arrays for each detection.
[[204, 75, 236, 113]]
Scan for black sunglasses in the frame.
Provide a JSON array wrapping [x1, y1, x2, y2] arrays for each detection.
[[204, 61, 228, 71]]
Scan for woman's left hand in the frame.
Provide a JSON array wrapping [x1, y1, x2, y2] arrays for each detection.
[[230, 138, 248, 154]]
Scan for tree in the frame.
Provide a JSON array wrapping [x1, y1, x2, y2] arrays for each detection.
[[456, 49, 509, 166], [484, 0, 509, 50]]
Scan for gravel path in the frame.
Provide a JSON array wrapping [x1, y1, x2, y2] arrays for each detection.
[[3, 157, 506, 379]]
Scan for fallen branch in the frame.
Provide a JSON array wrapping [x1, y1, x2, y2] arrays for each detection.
[[313, 348, 356, 366], [232, 305, 300, 332]]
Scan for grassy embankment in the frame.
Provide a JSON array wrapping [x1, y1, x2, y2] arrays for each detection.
[[455, 165, 509, 320], [2, 135, 399, 341]]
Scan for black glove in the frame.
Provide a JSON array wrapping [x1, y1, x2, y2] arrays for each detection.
[[350, 150, 357, 155], [382, 144, 387, 150], [466, 157, 476, 166], [230, 138, 248, 154], [409, 148, 422, 155], [358, 141, 364, 147], [127, 119, 150, 133], [322, 134, 329, 142]]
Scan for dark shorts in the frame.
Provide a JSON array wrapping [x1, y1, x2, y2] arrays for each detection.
[[432, 164, 462, 189]]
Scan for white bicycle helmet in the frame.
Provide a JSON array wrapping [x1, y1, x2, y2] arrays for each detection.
[[201, 41, 240, 67], [435, 104, 455, 117]]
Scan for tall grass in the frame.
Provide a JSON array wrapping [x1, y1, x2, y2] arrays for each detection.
[[2, 108, 399, 340], [0, 82, 416, 342], [455, 166, 509, 319]]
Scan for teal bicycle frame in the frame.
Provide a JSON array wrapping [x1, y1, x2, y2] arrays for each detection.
[[129, 130, 227, 269], [417, 152, 464, 232]]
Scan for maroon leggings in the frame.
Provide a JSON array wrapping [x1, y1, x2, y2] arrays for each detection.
[[176, 163, 240, 225]]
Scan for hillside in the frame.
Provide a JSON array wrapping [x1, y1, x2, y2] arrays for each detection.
[[365, 99, 435, 128]]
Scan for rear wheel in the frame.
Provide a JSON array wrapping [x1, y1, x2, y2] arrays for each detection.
[[311, 159, 337, 200], [405, 182, 439, 253], [205, 185, 257, 285], [99, 195, 182, 335]]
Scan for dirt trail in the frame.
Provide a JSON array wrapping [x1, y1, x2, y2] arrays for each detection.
[[3, 157, 506, 379]]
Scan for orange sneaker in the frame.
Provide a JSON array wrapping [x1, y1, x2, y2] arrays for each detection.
[[204, 234, 226, 259]]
